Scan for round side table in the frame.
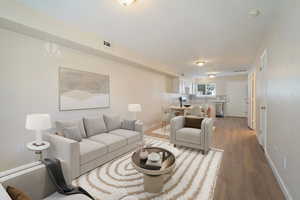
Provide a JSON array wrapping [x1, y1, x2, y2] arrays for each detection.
[[26, 141, 50, 161]]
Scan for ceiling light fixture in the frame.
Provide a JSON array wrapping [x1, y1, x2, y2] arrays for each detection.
[[208, 74, 216, 78], [195, 61, 206, 66], [119, 0, 135, 6], [248, 9, 261, 17]]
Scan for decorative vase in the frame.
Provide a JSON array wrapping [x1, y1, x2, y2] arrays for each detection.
[[140, 149, 148, 160]]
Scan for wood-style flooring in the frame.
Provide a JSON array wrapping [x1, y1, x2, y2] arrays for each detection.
[[146, 117, 285, 200]]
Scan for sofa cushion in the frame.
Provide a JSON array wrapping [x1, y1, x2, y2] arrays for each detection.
[[44, 192, 90, 200], [62, 126, 82, 142], [89, 133, 127, 152], [121, 120, 136, 131], [103, 114, 122, 132], [79, 139, 107, 164], [109, 129, 141, 144], [176, 128, 202, 145], [83, 117, 107, 137], [56, 119, 87, 138]]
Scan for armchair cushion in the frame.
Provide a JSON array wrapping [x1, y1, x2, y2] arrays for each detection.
[[109, 129, 141, 144], [103, 114, 122, 132], [79, 139, 107, 165], [83, 117, 107, 137], [89, 133, 127, 152], [176, 128, 202, 145]]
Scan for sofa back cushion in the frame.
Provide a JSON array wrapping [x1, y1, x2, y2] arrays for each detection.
[[56, 119, 87, 138], [83, 116, 107, 137], [6, 186, 31, 200], [103, 114, 122, 132], [184, 117, 204, 129], [62, 126, 82, 142]]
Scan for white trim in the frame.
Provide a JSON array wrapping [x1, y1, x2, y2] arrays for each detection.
[[265, 152, 293, 200]]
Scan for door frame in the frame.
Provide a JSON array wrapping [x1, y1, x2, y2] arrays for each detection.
[[260, 49, 268, 151], [248, 71, 256, 129]]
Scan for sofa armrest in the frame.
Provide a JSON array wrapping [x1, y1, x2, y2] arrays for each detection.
[[0, 184, 12, 200], [134, 120, 144, 140], [45, 134, 80, 180], [170, 116, 185, 144], [201, 118, 214, 153]]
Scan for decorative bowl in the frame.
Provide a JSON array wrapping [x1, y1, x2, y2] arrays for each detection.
[[148, 152, 161, 162]]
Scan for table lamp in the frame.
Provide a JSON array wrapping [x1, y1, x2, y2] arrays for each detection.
[[128, 104, 142, 120], [26, 114, 51, 146]]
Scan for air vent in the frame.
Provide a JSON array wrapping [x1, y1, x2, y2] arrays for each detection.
[[234, 69, 248, 73], [103, 40, 111, 48]]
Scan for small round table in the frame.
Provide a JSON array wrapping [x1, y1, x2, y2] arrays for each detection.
[[131, 147, 175, 193], [26, 141, 50, 161]]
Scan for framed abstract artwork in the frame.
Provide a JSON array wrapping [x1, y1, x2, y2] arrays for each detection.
[[59, 67, 110, 111]]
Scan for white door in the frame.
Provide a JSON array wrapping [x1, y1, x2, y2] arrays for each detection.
[[259, 50, 268, 150], [226, 81, 248, 117]]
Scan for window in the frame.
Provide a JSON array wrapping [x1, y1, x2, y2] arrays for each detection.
[[197, 83, 216, 96]]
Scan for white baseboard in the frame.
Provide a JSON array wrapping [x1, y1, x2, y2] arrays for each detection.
[[265, 152, 293, 200]]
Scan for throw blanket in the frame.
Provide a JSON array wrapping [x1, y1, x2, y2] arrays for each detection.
[[43, 158, 94, 200]]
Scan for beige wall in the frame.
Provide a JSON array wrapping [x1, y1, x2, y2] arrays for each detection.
[[252, 1, 300, 199], [0, 28, 171, 172]]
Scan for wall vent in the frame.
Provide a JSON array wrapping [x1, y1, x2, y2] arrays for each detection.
[[103, 40, 111, 48], [234, 69, 248, 73]]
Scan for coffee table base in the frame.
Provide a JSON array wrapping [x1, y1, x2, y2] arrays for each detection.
[[144, 174, 164, 193]]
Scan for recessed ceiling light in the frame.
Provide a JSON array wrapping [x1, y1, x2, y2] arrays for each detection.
[[208, 74, 216, 78], [119, 0, 135, 6], [248, 9, 261, 17], [195, 61, 206, 66]]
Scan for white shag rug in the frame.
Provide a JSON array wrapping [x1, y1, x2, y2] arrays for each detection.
[[73, 137, 223, 200]]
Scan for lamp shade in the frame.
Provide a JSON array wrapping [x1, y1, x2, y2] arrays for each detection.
[[26, 114, 51, 130], [128, 104, 142, 112]]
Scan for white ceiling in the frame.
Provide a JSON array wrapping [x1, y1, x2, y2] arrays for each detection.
[[17, 0, 276, 77]]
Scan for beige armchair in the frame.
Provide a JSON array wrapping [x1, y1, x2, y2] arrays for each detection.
[[170, 116, 214, 154]]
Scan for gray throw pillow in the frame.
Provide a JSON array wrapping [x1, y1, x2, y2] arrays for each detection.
[[83, 116, 107, 137], [121, 120, 136, 131], [103, 114, 122, 132], [62, 126, 82, 142], [56, 119, 87, 138]]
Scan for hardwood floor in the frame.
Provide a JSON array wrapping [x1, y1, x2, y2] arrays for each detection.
[[146, 117, 285, 200], [213, 118, 285, 200]]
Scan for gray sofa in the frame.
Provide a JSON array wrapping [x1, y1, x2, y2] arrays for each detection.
[[46, 115, 143, 180], [0, 162, 90, 200], [170, 116, 213, 154]]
